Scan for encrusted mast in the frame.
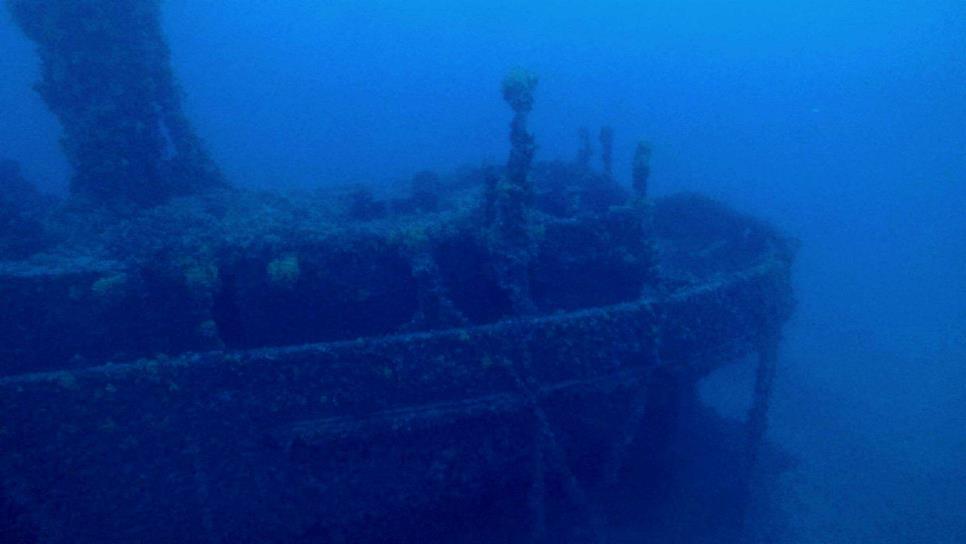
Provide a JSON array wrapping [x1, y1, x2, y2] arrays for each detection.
[[6, 0, 223, 208], [494, 68, 539, 314]]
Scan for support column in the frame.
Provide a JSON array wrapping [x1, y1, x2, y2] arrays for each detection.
[[745, 332, 780, 475], [737, 330, 781, 539]]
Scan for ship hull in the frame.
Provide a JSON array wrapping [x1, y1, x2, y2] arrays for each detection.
[[0, 252, 791, 543]]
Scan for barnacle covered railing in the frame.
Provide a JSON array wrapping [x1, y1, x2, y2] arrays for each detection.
[[0, 190, 795, 542]]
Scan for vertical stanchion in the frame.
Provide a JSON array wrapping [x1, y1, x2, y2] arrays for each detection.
[[746, 333, 780, 472], [738, 330, 781, 540]]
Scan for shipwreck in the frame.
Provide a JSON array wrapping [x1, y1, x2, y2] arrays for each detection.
[[0, 1, 795, 543]]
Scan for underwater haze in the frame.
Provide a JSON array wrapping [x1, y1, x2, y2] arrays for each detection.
[[2, 0, 965, 542]]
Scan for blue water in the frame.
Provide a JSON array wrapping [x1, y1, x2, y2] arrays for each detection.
[[2, 1, 964, 542]]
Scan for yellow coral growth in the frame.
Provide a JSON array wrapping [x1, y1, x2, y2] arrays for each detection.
[[267, 254, 300, 289]]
